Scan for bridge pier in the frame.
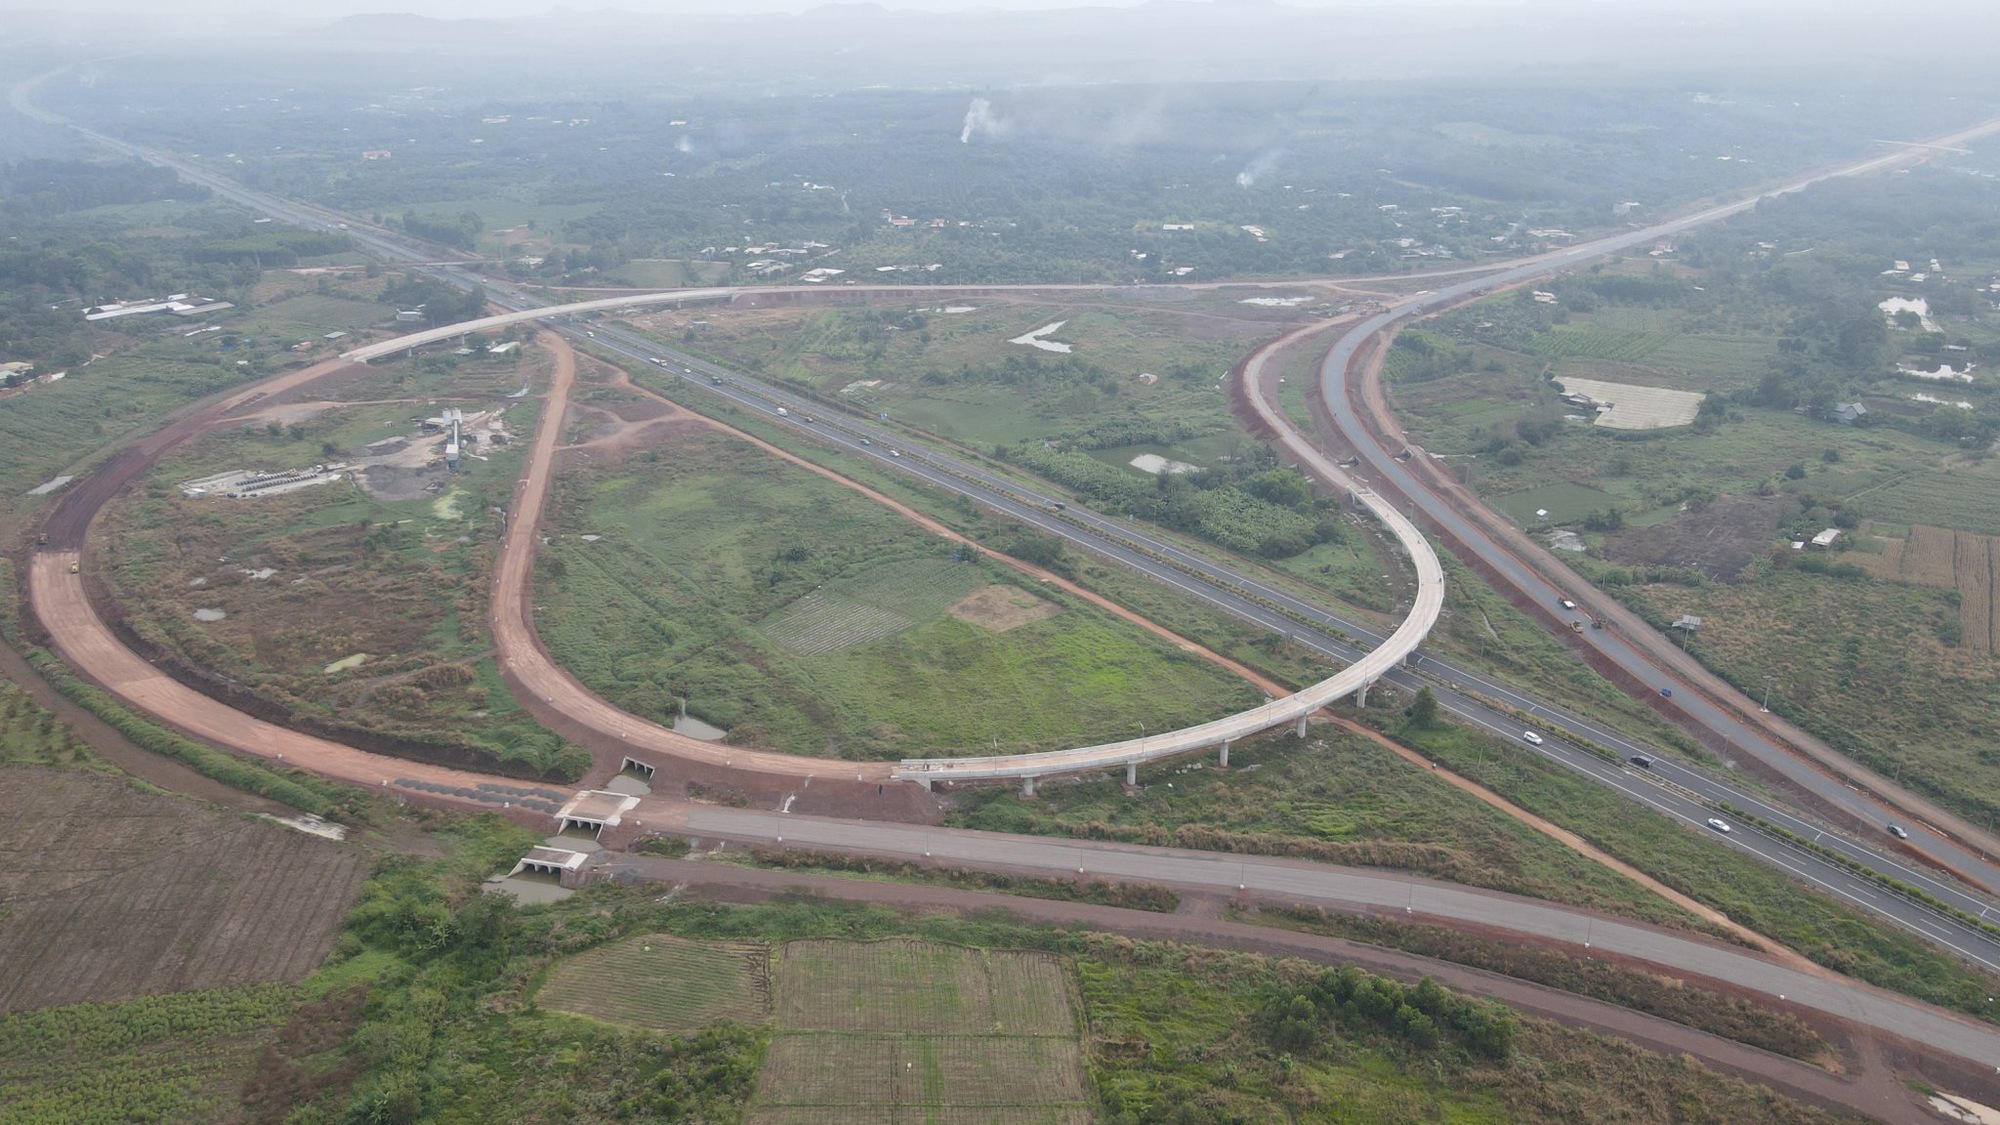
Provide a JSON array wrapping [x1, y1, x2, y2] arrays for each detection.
[[1218, 740, 1232, 768], [1021, 775, 1036, 797], [1295, 713, 1309, 738], [1354, 681, 1370, 708], [1126, 762, 1138, 787]]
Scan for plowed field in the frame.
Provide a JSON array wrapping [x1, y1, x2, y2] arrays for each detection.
[[0, 765, 367, 1012], [752, 939, 1089, 1123], [536, 934, 771, 1030]]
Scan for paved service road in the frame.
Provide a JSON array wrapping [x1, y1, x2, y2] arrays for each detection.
[[679, 804, 2000, 1070]]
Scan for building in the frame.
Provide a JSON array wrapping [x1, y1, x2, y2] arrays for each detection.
[[1811, 528, 1842, 549], [1832, 402, 1868, 425]]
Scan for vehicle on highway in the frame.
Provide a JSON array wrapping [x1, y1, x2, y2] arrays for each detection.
[[649, 357, 663, 365], [890, 449, 902, 457], [1053, 502, 1067, 511], [1660, 688, 1673, 698], [585, 330, 595, 338], [1629, 754, 1654, 769], [1706, 817, 1732, 833], [1559, 597, 1576, 610], [710, 374, 723, 384], [1521, 731, 1544, 745], [1889, 824, 1910, 839], [859, 438, 871, 446], [801, 415, 815, 424], [776, 407, 790, 417]]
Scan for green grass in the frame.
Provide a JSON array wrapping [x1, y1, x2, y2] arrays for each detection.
[[536, 935, 771, 1031], [0, 347, 254, 498], [0, 985, 298, 1125], [1858, 467, 2000, 535], [951, 726, 1702, 930], [1525, 326, 1676, 363], [639, 300, 1261, 453], [1621, 562, 2000, 823], [1492, 481, 1621, 525], [536, 428, 1260, 757], [0, 670, 89, 767]]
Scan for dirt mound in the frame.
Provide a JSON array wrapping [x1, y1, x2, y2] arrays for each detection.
[[1602, 496, 1780, 583], [948, 584, 1059, 631]]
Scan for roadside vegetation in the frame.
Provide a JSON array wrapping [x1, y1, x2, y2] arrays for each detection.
[[951, 726, 1705, 931], [1382, 166, 2000, 820]]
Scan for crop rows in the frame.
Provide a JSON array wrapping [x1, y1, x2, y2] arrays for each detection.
[[1865, 472, 2000, 537], [763, 594, 915, 656], [1899, 524, 1958, 588], [835, 557, 988, 619], [1526, 328, 1676, 363], [0, 769, 366, 1011], [751, 1108, 1091, 1125], [753, 1034, 1089, 1112], [776, 939, 1073, 1035], [0, 984, 295, 1125], [1957, 533, 1995, 656], [537, 935, 771, 1030]]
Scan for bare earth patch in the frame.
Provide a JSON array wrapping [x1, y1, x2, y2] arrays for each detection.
[[1556, 376, 1705, 430], [948, 585, 1059, 632], [0, 765, 368, 1012], [1601, 496, 1780, 583]]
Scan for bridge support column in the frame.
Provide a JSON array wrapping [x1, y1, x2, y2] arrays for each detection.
[[1126, 762, 1138, 787], [914, 776, 932, 792], [1218, 740, 1232, 768], [1295, 713, 1309, 738], [1021, 775, 1036, 797], [1354, 681, 1370, 708]]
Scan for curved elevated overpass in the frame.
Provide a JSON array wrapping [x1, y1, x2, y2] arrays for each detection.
[[340, 294, 1452, 789]]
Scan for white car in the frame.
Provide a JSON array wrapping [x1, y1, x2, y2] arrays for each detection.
[[1521, 731, 1543, 746], [889, 449, 902, 458], [1706, 817, 1732, 834]]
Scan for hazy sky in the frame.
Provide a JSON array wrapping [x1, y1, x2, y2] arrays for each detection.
[[0, 0, 1937, 13]]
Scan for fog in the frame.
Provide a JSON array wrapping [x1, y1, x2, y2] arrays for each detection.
[[4, 0, 1999, 95]]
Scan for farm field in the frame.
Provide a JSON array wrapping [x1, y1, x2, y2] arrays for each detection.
[[0, 765, 367, 1013], [1860, 467, 2000, 536], [0, 984, 298, 1125], [753, 939, 1089, 1123], [535, 428, 1260, 758], [536, 934, 772, 1031]]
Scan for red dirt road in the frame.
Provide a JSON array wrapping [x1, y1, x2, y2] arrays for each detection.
[[29, 552, 542, 809]]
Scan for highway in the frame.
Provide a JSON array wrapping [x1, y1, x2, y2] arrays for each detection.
[[1306, 114, 2000, 900], [26, 75, 2000, 972]]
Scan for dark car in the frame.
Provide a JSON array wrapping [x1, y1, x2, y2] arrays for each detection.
[[1629, 754, 1654, 770]]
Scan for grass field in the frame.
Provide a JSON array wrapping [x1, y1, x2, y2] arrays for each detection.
[[755, 939, 1088, 1123], [1627, 563, 2000, 822], [627, 297, 1280, 458], [0, 984, 298, 1125], [535, 429, 1260, 757], [536, 935, 771, 1031], [0, 765, 367, 1013]]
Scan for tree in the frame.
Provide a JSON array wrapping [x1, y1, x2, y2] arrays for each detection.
[[1409, 685, 1439, 727]]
